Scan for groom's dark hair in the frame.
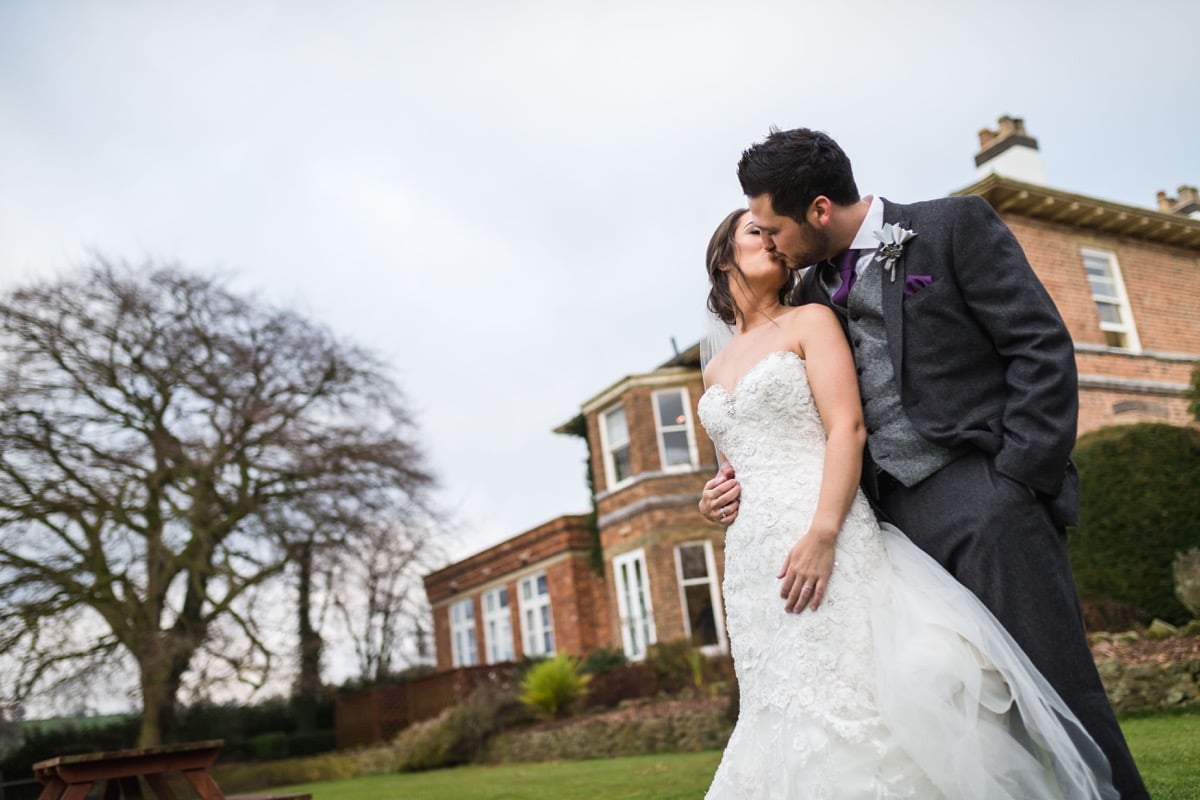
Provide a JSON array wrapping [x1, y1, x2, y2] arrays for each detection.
[[737, 128, 860, 222]]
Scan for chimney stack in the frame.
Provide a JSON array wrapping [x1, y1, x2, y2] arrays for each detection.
[[1157, 185, 1200, 219], [974, 115, 1046, 184]]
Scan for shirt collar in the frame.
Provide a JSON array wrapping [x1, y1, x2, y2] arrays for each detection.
[[848, 195, 884, 252]]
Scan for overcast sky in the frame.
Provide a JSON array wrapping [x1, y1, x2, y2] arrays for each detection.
[[3, 0, 1199, 568]]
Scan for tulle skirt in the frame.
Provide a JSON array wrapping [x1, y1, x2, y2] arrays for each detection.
[[705, 523, 1117, 799]]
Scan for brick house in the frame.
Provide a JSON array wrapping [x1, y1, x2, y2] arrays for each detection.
[[423, 117, 1199, 671], [958, 116, 1200, 433]]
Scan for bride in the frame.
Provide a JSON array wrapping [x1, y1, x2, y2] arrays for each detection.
[[698, 208, 1116, 799]]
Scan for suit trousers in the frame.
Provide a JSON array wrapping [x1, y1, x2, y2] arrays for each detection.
[[875, 449, 1149, 799]]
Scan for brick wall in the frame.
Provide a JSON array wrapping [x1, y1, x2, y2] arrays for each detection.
[[425, 514, 603, 670], [1001, 213, 1199, 432], [1004, 215, 1200, 355], [547, 555, 612, 655]]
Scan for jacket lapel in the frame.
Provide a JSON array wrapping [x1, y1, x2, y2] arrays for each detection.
[[880, 199, 908, 395]]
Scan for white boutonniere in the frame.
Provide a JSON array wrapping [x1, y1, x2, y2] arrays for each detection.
[[872, 223, 917, 282]]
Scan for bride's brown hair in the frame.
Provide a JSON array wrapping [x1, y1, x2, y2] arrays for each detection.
[[706, 208, 748, 326]]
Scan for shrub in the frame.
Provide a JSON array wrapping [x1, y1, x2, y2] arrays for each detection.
[[580, 645, 628, 675], [584, 662, 659, 709], [481, 702, 734, 763], [392, 709, 458, 772], [1175, 548, 1200, 618], [392, 679, 526, 772], [1069, 423, 1200, 627], [519, 654, 592, 719], [210, 747, 383, 793], [1080, 597, 1146, 634], [647, 639, 701, 694]]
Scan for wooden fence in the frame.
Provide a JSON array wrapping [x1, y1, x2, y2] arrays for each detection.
[[334, 664, 515, 749]]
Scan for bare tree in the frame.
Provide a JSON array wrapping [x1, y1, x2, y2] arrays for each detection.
[[330, 497, 444, 684], [0, 261, 434, 744], [272, 488, 443, 702]]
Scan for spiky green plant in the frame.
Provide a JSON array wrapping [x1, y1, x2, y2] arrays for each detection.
[[519, 654, 592, 719]]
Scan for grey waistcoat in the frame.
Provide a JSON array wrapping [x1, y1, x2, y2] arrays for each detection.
[[827, 258, 960, 486]]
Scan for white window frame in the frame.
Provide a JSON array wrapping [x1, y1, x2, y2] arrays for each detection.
[[612, 548, 657, 661], [599, 403, 633, 489], [482, 586, 514, 664], [1081, 248, 1141, 352], [449, 598, 478, 667], [518, 572, 555, 657], [674, 540, 727, 655], [652, 387, 699, 472]]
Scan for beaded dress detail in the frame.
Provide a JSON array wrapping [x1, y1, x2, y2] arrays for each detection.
[[699, 351, 1114, 800]]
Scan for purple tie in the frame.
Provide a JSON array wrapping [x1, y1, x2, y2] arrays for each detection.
[[830, 248, 859, 307]]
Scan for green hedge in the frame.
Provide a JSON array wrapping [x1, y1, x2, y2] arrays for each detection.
[[1, 697, 336, 783], [0, 716, 140, 782], [1069, 423, 1200, 627]]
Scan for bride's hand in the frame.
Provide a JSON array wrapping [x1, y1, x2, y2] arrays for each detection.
[[777, 530, 837, 613]]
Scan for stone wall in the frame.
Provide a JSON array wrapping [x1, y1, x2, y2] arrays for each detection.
[[1095, 659, 1200, 712]]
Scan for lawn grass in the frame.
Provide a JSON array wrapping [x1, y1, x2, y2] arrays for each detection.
[[273, 750, 722, 799], [1120, 710, 1200, 800], [269, 711, 1199, 799]]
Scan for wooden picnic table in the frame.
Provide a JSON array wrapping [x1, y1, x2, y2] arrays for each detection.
[[33, 739, 229, 800]]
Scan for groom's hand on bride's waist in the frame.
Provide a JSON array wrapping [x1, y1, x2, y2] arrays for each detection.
[[700, 462, 740, 525]]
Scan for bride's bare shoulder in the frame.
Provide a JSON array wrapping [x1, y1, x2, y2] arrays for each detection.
[[779, 303, 838, 332]]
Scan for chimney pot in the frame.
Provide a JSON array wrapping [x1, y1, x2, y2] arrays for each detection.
[[974, 115, 1044, 184]]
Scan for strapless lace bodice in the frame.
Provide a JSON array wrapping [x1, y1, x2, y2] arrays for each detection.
[[699, 350, 827, 478], [700, 350, 880, 540]]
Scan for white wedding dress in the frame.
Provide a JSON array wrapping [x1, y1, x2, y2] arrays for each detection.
[[698, 351, 1115, 799]]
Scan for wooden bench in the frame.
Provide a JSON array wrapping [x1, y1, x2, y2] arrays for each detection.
[[33, 739, 315, 800], [33, 739, 227, 799]]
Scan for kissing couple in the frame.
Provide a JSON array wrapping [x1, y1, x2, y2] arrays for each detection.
[[696, 128, 1147, 799]]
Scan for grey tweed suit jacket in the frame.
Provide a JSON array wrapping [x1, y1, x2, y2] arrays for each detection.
[[800, 195, 1080, 524]]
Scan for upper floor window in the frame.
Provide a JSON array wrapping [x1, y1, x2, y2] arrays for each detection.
[[675, 541, 725, 653], [601, 404, 633, 488], [482, 586, 514, 664], [449, 598, 478, 667], [518, 572, 555, 657], [653, 388, 698, 471], [1081, 248, 1140, 351]]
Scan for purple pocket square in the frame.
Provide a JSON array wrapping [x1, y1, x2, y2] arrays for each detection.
[[903, 274, 934, 298]]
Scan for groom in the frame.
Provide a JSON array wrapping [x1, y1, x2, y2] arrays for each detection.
[[699, 127, 1147, 797]]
